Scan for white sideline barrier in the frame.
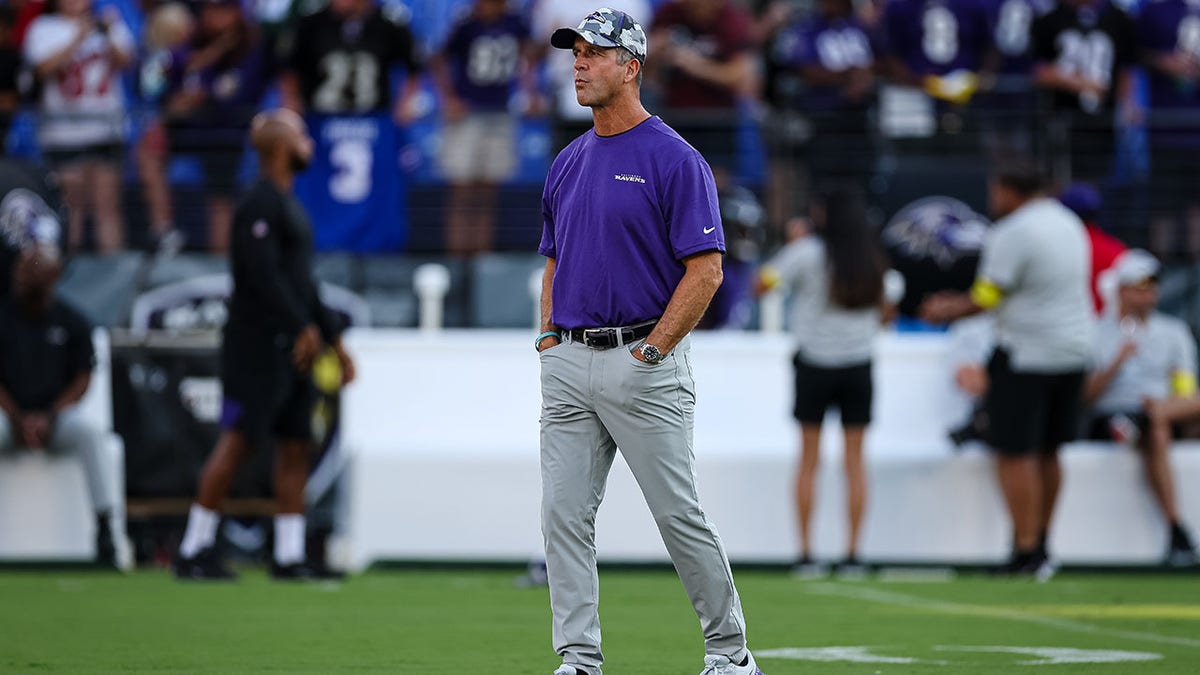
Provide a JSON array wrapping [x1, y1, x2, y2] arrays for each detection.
[[0, 331, 121, 560], [8, 329, 1198, 566], [340, 330, 1200, 570]]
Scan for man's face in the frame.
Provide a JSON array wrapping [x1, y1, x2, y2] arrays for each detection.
[[475, 0, 505, 22], [329, 0, 370, 18], [572, 37, 628, 108], [987, 180, 1019, 220], [278, 111, 315, 172], [683, 0, 724, 23], [1119, 280, 1159, 316], [12, 249, 60, 302]]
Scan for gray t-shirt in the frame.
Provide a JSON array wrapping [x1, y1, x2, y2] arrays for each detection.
[[1091, 313, 1197, 414], [977, 198, 1094, 372], [768, 236, 903, 367]]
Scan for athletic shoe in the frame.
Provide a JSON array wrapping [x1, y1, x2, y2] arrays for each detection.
[[269, 560, 346, 581], [172, 548, 237, 581], [1166, 528, 1199, 568], [788, 556, 829, 580], [516, 559, 549, 588], [94, 518, 116, 568], [552, 666, 585, 675], [834, 556, 870, 580], [699, 653, 766, 675], [990, 548, 1053, 580]]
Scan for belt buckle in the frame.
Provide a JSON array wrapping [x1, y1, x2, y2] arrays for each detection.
[[583, 327, 616, 348]]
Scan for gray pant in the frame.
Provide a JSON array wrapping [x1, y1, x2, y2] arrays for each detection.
[[0, 409, 116, 514], [539, 335, 748, 674]]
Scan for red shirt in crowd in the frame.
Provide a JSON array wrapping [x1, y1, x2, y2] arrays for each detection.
[[651, 0, 753, 110], [1087, 222, 1127, 313]]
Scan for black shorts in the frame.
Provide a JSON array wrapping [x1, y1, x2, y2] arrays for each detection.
[[42, 142, 123, 169], [219, 327, 316, 446], [985, 349, 1085, 456], [792, 353, 873, 426], [1087, 412, 1150, 443]]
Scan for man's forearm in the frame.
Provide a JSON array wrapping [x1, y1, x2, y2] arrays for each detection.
[[50, 372, 90, 415], [646, 253, 722, 354], [0, 383, 21, 421], [540, 259, 559, 334]]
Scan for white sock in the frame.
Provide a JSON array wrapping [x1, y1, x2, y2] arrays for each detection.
[[274, 514, 306, 566], [179, 504, 219, 558]]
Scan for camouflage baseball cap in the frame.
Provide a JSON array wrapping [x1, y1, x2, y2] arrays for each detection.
[[550, 7, 647, 63]]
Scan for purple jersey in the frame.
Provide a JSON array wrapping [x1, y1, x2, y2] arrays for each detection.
[[881, 0, 992, 76], [1138, 0, 1200, 110], [167, 42, 270, 124], [787, 15, 875, 111], [985, 0, 1050, 75], [539, 117, 726, 329], [442, 11, 529, 112]]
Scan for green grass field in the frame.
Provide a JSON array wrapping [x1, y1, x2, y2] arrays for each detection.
[[1, 568, 1198, 674]]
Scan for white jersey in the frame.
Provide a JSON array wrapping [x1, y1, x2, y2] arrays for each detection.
[[767, 235, 904, 368], [531, 0, 651, 121], [24, 15, 133, 150]]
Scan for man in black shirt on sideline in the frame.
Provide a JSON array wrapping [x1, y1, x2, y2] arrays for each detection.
[[0, 245, 128, 569], [173, 109, 355, 581]]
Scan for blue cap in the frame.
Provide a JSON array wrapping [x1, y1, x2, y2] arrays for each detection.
[[1058, 182, 1101, 221]]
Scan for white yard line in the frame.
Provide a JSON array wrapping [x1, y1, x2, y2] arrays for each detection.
[[806, 583, 1200, 649]]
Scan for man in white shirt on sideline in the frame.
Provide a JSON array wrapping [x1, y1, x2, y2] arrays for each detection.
[[921, 158, 1094, 578], [1083, 249, 1198, 567]]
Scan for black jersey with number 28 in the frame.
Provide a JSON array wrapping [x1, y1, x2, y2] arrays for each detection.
[[288, 5, 422, 114]]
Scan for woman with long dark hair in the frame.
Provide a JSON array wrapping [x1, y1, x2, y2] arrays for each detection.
[[756, 185, 902, 576]]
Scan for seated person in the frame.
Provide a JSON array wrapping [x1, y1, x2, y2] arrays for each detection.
[[0, 244, 128, 569], [947, 314, 994, 447], [1084, 249, 1198, 566]]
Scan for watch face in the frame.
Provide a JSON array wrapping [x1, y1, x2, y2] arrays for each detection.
[[641, 343, 663, 363]]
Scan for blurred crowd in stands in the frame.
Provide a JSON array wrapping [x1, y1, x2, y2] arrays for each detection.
[[0, 0, 1196, 261]]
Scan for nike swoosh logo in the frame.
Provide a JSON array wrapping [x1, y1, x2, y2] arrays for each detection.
[[703, 226, 716, 234]]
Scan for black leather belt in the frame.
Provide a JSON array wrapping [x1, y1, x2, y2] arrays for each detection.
[[564, 320, 657, 349]]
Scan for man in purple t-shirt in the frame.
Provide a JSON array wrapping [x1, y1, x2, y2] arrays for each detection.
[[434, 0, 537, 255], [535, 8, 764, 675]]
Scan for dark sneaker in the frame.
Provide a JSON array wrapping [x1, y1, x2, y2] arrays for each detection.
[[1166, 528, 1199, 568], [173, 548, 237, 581], [95, 519, 116, 568], [991, 549, 1054, 581], [834, 556, 870, 580], [269, 560, 346, 581], [789, 555, 829, 580]]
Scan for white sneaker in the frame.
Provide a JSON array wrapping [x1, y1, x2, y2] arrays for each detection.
[[114, 532, 135, 573], [699, 652, 765, 675], [553, 666, 583, 675]]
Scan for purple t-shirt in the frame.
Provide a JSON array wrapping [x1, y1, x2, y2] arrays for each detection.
[[539, 117, 726, 329], [881, 0, 992, 76], [787, 15, 876, 112], [1138, 0, 1200, 110], [442, 11, 529, 111]]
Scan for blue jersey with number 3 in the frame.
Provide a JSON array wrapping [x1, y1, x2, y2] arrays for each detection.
[[294, 113, 407, 252]]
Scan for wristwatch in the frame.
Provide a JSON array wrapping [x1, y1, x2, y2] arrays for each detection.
[[638, 343, 665, 364]]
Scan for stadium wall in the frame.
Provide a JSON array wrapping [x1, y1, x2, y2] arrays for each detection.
[[4, 330, 1199, 568]]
